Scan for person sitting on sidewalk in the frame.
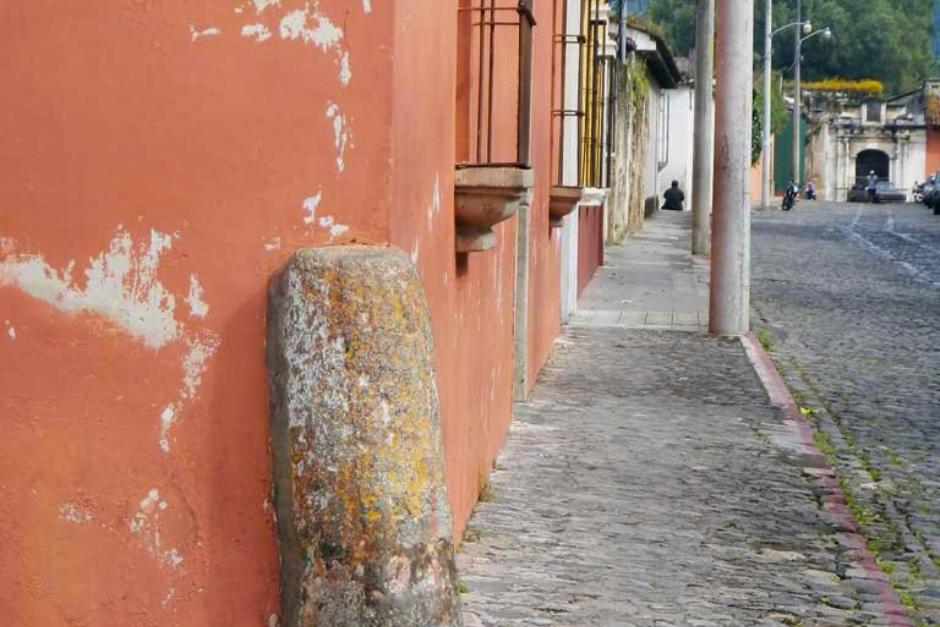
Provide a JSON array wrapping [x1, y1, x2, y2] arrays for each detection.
[[662, 180, 685, 211]]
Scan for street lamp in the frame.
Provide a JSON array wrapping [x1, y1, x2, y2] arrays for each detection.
[[760, 12, 813, 209], [792, 25, 832, 193], [760, 4, 831, 209]]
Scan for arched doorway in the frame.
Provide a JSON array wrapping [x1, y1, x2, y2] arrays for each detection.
[[856, 149, 889, 185]]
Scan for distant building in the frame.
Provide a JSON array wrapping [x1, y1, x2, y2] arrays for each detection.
[[803, 81, 940, 201]]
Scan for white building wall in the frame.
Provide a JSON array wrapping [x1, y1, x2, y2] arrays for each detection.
[[660, 85, 695, 207], [644, 82, 662, 212], [559, 0, 583, 323]]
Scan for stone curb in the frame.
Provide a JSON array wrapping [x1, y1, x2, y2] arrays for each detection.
[[740, 332, 914, 627]]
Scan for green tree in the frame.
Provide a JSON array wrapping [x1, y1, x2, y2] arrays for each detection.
[[646, 0, 936, 94]]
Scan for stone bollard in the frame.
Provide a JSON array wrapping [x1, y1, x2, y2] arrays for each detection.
[[267, 246, 462, 627]]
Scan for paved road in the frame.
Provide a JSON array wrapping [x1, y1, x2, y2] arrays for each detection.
[[752, 200, 940, 624]]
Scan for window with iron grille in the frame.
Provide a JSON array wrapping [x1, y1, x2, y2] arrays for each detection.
[[551, 0, 583, 187], [579, 0, 613, 189], [456, 0, 536, 167]]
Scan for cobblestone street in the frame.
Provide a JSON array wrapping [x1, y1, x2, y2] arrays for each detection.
[[752, 201, 940, 624], [458, 212, 910, 626]]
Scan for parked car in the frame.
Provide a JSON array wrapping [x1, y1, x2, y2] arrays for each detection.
[[922, 173, 940, 205], [848, 180, 906, 203], [872, 181, 907, 203], [847, 183, 868, 202]]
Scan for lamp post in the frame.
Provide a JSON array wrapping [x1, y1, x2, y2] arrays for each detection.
[[791, 25, 833, 193], [762, 18, 812, 209], [792, 0, 802, 190]]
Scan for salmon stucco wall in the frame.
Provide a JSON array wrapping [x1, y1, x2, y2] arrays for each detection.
[[927, 128, 940, 176], [524, 0, 564, 395], [1, 0, 565, 622], [578, 204, 605, 295], [387, 0, 517, 539], [0, 1, 392, 625]]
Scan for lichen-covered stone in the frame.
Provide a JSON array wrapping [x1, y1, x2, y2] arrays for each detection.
[[267, 246, 461, 627]]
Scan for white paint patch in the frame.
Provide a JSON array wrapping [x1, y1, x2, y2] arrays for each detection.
[[163, 588, 176, 607], [160, 333, 221, 452], [410, 239, 420, 265], [264, 237, 282, 251], [241, 23, 273, 43], [427, 174, 441, 229], [325, 103, 349, 172], [159, 333, 221, 453], [303, 192, 322, 225], [190, 26, 222, 42], [0, 227, 179, 348], [253, 0, 280, 13], [317, 216, 349, 240], [130, 488, 184, 569], [0, 228, 223, 454], [268, 614, 279, 627], [362, 0, 372, 13], [59, 503, 92, 524], [166, 548, 184, 568], [339, 51, 352, 86], [181, 335, 220, 399], [186, 275, 209, 319], [159, 405, 177, 453], [5, 321, 14, 340], [279, 7, 343, 51]]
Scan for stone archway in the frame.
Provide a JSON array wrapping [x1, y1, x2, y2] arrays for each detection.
[[855, 149, 890, 185]]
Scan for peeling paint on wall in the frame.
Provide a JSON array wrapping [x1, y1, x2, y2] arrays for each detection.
[[339, 51, 352, 86], [278, 7, 342, 51], [0, 228, 221, 453], [161, 333, 221, 453], [5, 320, 14, 340], [129, 488, 184, 569], [186, 275, 209, 319], [325, 103, 349, 172], [0, 228, 179, 349], [317, 215, 349, 240], [59, 503, 93, 524], [362, 0, 372, 13], [265, 237, 282, 251], [302, 192, 321, 225], [241, 23, 273, 42], [253, 0, 281, 13], [190, 26, 222, 42]]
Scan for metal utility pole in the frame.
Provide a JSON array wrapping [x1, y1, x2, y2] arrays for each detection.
[[761, 0, 772, 209], [710, 0, 753, 335], [792, 0, 802, 186], [691, 0, 715, 255]]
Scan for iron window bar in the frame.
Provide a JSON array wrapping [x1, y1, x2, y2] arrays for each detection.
[[580, 0, 608, 189], [551, 0, 586, 187], [456, 0, 536, 169]]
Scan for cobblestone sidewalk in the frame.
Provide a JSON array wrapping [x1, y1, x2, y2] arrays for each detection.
[[457, 212, 907, 626]]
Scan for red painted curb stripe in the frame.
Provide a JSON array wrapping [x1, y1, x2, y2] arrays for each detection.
[[741, 332, 913, 627]]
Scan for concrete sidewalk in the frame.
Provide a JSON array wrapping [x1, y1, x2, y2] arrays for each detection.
[[570, 203, 782, 330], [456, 211, 909, 626], [571, 210, 708, 332]]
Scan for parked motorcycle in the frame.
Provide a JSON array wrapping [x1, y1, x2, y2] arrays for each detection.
[[782, 182, 798, 211]]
